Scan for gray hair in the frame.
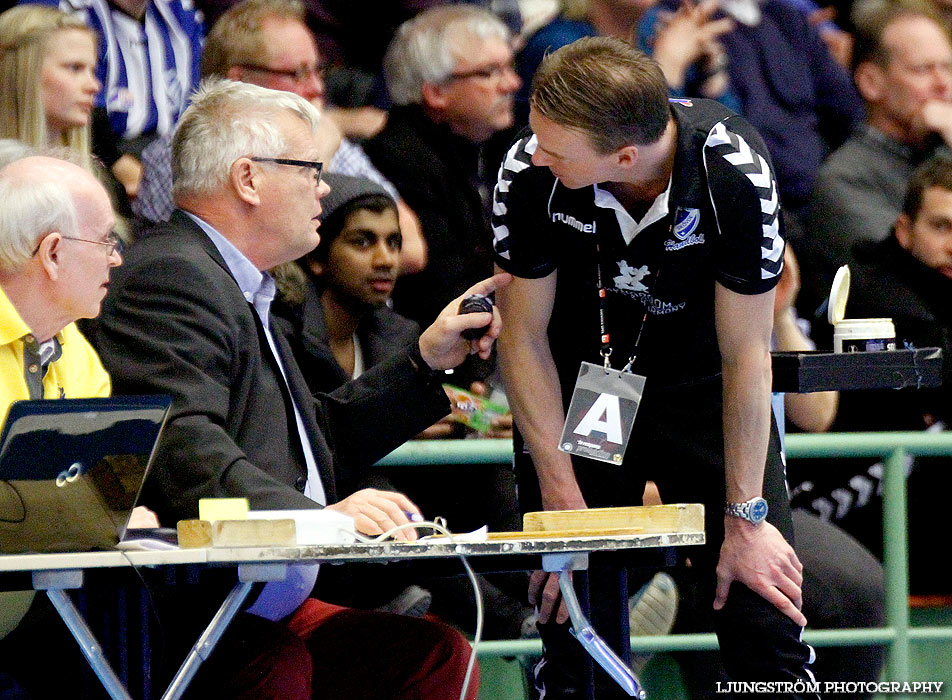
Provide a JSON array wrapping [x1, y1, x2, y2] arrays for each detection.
[[0, 155, 80, 273], [0, 138, 35, 168], [384, 4, 511, 106], [172, 78, 322, 200]]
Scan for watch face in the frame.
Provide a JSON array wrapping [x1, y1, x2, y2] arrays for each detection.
[[750, 498, 769, 523]]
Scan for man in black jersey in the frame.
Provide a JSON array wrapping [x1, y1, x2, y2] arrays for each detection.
[[493, 37, 817, 698]]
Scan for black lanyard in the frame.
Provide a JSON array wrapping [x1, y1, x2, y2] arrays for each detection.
[[594, 217, 672, 373]]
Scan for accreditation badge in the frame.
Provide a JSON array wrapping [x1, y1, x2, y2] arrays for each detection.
[[558, 361, 646, 465]]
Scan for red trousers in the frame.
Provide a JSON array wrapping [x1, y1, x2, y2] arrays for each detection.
[[188, 598, 479, 700]]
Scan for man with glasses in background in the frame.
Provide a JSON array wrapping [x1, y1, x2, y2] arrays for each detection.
[[133, 0, 427, 273], [87, 78, 510, 699], [364, 4, 521, 327]]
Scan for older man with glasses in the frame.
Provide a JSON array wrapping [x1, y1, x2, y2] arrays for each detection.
[[1, 153, 120, 415], [364, 4, 521, 328], [88, 77, 510, 699], [0, 146, 160, 696]]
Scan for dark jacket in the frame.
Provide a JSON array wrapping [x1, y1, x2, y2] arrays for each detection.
[[272, 275, 421, 397], [88, 210, 450, 523], [836, 235, 952, 431], [363, 105, 493, 326]]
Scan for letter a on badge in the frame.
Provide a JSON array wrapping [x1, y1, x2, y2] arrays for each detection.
[[573, 393, 623, 443]]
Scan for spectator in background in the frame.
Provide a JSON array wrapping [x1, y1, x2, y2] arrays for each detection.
[[797, 155, 952, 596], [132, 0, 427, 273], [800, 0, 952, 318], [0, 6, 98, 167], [846, 153, 952, 431], [195, 0, 442, 75], [640, 0, 865, 218], [516, 0, 735, 126], [22, 0, 204, 201], [273, 174, 415, 396], [365, 4, 521, 327]]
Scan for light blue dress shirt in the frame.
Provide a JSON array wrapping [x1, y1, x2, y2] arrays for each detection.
[[184, 212, 324, 621]]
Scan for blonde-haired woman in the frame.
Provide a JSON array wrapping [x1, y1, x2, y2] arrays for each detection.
[[0, 5, 99, 167]]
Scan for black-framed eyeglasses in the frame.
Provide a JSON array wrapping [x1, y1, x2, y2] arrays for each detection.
[[447, 62, 515, 82], [250, 157, 323, 187], [32, 231, 122, 257], [236, 63, 327, 83]]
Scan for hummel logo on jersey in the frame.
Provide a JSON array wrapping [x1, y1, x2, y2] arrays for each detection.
[[551, 211, 596, 233]]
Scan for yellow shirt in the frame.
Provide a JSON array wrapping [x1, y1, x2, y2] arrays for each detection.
[[0, 284, 111, 638], [0, 285, 111, 426]]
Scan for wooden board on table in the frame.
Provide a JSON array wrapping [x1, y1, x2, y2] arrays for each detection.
[[177, 518, 297, 548], [522, 504, 704, 536], [486, 526, 646, 540]]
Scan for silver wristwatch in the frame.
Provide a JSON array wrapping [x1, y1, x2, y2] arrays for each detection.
[[724, 496, 769, 525]]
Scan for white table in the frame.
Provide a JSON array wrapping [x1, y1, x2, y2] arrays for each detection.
[[1, 529, 705, 700]]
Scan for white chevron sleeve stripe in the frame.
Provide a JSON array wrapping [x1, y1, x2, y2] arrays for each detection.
[[703, 121, 784, 281]]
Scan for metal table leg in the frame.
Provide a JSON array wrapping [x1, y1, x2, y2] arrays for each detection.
[[541, 553, 646, 699], [161, 562, 287, 700], [33, 569, 133, 700]]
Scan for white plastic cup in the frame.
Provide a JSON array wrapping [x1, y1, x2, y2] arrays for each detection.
[[833, 318, 897, 353]]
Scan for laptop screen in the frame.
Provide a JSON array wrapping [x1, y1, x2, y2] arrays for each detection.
[[0, 396, 171, 554]]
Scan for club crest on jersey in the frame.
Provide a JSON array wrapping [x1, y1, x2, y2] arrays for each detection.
[[673, 208, 699, 239], [666, 207, 704, 251]]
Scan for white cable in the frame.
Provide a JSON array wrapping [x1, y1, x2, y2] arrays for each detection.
[[351, 521, 484, 700]]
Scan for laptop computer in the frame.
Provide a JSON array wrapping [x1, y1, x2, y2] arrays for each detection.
[[0, 395, 171, 554]]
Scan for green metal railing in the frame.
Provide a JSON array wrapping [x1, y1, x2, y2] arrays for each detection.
[[377, 433, 952, 681]]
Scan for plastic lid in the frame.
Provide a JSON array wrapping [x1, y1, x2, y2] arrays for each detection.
[[827, 264, 851, 325]]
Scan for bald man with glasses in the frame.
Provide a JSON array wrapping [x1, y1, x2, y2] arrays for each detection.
[[0, 150, 159, 696], [1, 155, 120, 413]]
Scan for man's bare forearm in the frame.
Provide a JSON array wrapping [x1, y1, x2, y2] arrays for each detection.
[[721, 345, 772, 502], [715, 283, 775, 502], [497, 272, 586, 510]]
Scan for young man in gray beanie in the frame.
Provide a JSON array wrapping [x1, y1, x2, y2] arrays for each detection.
[[273, 173, 416, 394]]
